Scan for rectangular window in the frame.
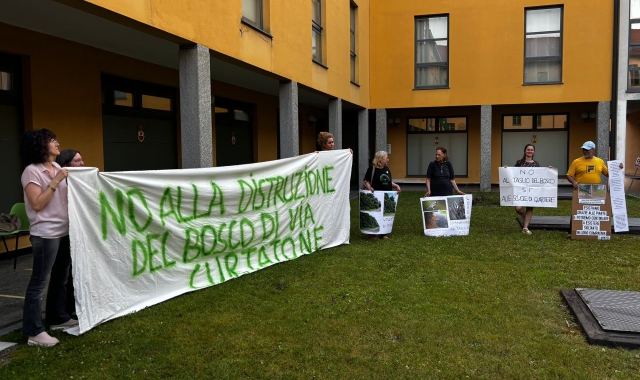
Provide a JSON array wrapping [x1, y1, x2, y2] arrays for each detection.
[[312, 0, 323, 64], [630, 1, 640, 90], [407, 116, 468, 176], [0, 71, 11, 91], [242, 0, 263, 30], [350, 3, 357, 83], [415, 15, 449, 88], [114, 91, 133, 107], [503, 114, 567, 130], [524, 6, 563, 84], [142, 94, 171, 111]]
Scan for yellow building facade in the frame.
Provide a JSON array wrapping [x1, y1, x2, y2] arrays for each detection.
[[0, 0, 625, 229]]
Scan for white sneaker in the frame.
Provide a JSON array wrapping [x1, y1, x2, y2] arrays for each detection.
[[522, 228, 532, 235], [28, 332, 59, 347], [50, 319, 79, 331]]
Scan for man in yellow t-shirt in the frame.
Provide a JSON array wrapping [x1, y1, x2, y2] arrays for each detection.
[[566, 141, 623, 189]]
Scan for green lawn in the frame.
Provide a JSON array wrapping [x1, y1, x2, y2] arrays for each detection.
[[2, 192, 640, 379]]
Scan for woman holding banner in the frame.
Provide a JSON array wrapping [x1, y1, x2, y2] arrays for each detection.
[[56, 149, 84, 317], [20, 129, 78, 347], [508, 144, 539, 235], [317, 132, 335, 151], [424, 147, 465, 197], [363, 151, 401, 240]]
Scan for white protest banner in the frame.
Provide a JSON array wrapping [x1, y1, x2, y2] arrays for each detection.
[[499, 167, 558, 207], [67, 150, 352, 334], [607, 160, 629, 232], [420, 195, 472, 236], [359, 190, 399, 234]]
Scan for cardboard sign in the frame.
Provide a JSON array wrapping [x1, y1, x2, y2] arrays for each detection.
[[570, 185, 612, 240]]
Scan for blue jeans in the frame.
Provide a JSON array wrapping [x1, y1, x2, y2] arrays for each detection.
[[23, 235, 71, 336]]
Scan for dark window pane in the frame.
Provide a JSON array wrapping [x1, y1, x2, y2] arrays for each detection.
[[504, 116, 533, 129], [0, 71, 11, 91], [525, 34, 561, 57], [526, 8, 561, 33], [524, 61, 561, 83], [416, 67, 448, 87], [242, 0, 261, 28], [416, 17, 447, 40], [312, 30, 322, 61], [312, 0, 321, 24], [114, 91, 133, 107], [445, 117, 466, 131], [417, 40, 448, 63], [142, 95, 171, 111]]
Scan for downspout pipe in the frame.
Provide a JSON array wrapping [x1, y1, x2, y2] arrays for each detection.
[[611, 0, 620, 159]]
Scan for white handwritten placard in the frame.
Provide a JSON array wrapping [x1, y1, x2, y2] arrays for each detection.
[[607, 160, 629, 232], [499, 167, 558, 207]]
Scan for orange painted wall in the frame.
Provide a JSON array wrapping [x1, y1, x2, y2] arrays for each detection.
[[370, 0, 613, 108], [0, 23, 178, 171], [80, 0, 370, 109]]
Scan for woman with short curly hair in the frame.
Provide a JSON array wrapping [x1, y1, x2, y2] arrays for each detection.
[[20, 129, 77, 347]]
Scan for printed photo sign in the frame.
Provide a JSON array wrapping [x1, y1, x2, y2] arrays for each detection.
[[420, 195, 473, 236], [499, 167, 558, 208], [67, 150, 353, 334], [359, 190, 399, 234]]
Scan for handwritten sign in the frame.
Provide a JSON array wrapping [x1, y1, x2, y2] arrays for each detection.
[[67, 150, 352, 334], [607, 160, 629, 232], [499, 167, 558, 207]]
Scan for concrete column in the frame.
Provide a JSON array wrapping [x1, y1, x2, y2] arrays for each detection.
[[480, 105, 492, 192], [179, 44, 212, 168], [328, 98, 343, 149], [596, 101, 610, 161], [279, 81, 299, 158], [615, 99, 627, 165], [358, 109, 369, 184], [375, 109, 387, 153]]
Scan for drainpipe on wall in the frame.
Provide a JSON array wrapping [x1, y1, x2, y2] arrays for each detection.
[[611, 0, 620, 159]]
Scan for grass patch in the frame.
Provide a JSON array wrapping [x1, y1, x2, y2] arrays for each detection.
[[2, 192, 640, 378]]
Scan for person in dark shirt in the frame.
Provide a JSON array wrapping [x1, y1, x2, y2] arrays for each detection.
[[424, 146, 465, 197]]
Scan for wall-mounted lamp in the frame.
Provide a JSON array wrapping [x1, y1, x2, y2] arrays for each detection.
[[580, 112, 596, 123], [308, 115, 317, 127], [387, 117, 401, 127]]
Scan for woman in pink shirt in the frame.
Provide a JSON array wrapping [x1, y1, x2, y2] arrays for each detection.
[[20, 129, 77, 347]]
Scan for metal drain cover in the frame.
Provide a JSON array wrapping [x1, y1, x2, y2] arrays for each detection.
[[577, 288, 640, 333]]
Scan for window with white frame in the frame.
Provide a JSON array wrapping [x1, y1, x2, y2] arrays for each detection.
[[524, 6, 563, 84], [415, 15, 449, 88], [312, 0, 324, 64], [350, 3, 357, 83], [242, 0, 264, 30], [630, 0, 640, 90]]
